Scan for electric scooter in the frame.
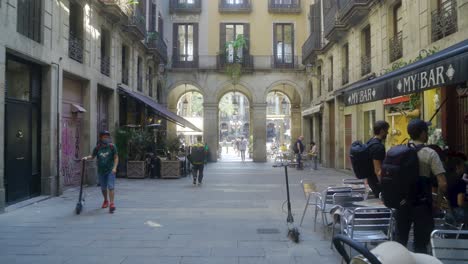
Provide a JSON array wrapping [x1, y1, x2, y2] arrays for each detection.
[[273, 162, 300, 243], [75, 160, 86, 215]]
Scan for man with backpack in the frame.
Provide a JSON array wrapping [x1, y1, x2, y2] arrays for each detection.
[[294, 136, 305, 170], [83, 131, 119, 213], [188, 136, 207, 186], [382, 119, 447, 254]]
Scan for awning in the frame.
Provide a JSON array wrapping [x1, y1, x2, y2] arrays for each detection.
[[302, 104, 322, 117], [341, 39, 468, 106], [118, 87, 202, 132], [71, 103, 87, 113]]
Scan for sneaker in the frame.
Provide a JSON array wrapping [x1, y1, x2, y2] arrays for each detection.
[[193, 179, 197, 185], [109, 203, 116, 214], [198, 181, 202, 185], [101, 200, 109, 209]]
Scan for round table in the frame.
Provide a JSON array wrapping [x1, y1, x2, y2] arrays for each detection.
[[353, 199, 387, 208]]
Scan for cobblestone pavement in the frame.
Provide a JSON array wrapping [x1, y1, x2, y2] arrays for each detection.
[[0, 161, 350, 264]]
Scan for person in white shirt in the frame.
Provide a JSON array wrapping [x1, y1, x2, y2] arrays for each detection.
[[239, 137, 248, 162]]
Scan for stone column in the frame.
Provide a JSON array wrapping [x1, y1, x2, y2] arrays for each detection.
[[0, 46, 5, 212], [252, 103, 267, 162], [203, 103, 218, 162], [110, 88, 119, 134], [290, 106, 302, 143]]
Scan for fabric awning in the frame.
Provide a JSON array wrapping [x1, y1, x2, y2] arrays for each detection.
[[341, 39, 468, 106], [302, 104, 322, 117], [118, 87, 202, 132]]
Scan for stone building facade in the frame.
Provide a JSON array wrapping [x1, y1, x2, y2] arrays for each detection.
[[0, 0, 167, 211], [303, 0, 468, 170]]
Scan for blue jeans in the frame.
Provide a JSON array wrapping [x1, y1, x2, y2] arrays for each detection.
[[192, 164, 204, 183], [313, 156, 318, 170], [99, 172, 115, 191]]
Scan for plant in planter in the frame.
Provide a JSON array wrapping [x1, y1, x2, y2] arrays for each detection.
[[127, 129, 152, 179], [166, 135, 183, 161], [115, 127, 131, 178], [223, 35, 248, 85]]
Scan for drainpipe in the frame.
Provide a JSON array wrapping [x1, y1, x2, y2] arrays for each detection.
[[51, 57, 62, 196]]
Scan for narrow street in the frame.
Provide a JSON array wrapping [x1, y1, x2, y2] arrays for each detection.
[[0, 162, 348, 264]]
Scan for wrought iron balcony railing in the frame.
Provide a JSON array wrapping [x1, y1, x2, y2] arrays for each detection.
[[172, 55, 199, 69], [219, 0, 251, 13], [217, 53, 253, 71], [268, 0, 301, 13], [101, 56, 111, 76], [361, 55, 371, 76], [170, 0, 202, 14], [122, 67, 129, 85], [69, 34, 84, 63], [342, 67, 349, 85], [389, 31, 403, 62], [328, 77, 333, 92], [271, 55, 299, 69], [339, 0, 372, 26], [145, 32, 168, 63], [127, 7, 146, 40], [431, 0, 458, 42], [323, 2, 346, 41], [99, 0, 131, 19], [302, 33, 324, 64]]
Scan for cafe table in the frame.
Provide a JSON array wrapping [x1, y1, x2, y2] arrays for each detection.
[[353, 198, 387, 208]]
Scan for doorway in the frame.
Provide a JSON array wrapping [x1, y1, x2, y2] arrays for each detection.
[[328, 101, 335, 168], [4, 56, 41, 204], [344, 114, 352, 170], [218, 92, 251, 162]]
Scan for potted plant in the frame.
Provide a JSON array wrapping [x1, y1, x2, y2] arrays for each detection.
[[166, 135, 182, 160], [127, 129, 152, 179], [115, 127, 131, 178]]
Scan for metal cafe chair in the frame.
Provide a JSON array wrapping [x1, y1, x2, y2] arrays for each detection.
[[340, 207, 394, 247], [299, 180, 319, 227], [302, 186, 353, 232], [343, 178, 365, 186], [330, 192, 365, 248], [431, 229, 468, 263]]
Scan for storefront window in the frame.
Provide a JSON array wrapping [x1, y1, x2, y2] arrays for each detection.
[[363, 110, 376, 140], [424, 88, 444, 146]]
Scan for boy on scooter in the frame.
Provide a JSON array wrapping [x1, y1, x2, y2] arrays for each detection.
[[83, 131, 119, 213]]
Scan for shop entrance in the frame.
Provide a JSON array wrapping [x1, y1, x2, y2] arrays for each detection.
[[4, 57, 41, 204], [344, 114, 352, 170]]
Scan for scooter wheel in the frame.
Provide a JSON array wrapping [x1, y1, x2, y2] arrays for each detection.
[[75, 203, 82, 215]]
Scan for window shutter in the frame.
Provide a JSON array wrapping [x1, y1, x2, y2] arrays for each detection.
[[219, 23, 227, 52], [273, 23, 277, 58], [244, 23, 250, 54], [193, 23, 199, 64]]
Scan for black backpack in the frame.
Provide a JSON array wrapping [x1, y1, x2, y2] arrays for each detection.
[[349, 140, 379, 179], [381, 144, 425, 209], [292, 143, 299, 154], [189, 145, 205, 165]]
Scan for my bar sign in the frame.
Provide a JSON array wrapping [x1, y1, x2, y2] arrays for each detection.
[[394, 64, 455, 96], [346, 87, 379, 105]]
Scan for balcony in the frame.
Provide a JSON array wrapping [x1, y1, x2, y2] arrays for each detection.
[[101, 56, 110, 76], [219, 0, 251, 13], [389, 31, 403, 62], [431, 0, 458, 42], [172, 55, 199, 69], [98, 0, 130, 21], [339, 0, 373, 27], [145, 32, 168, 63], [361, 55, 371, 76], [122, 67, 129, 85], [170, 0, 202, 14], [323, 2, 347, 42], [342, 67, 349, 85], [302, 33, 324, 64], [268, 0, 301, 14], [69, 34, 83, 63], [217, 54, 253, 72], [271, 55, 299, 69], [125, 7, 146, 40]]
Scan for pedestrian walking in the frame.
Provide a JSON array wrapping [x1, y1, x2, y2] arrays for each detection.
[[239, 137, 248, 162], [366, 120, 390, 197], [83, 130, 119, 213], [309, 141, 319, 170], [393, 119, 447, 254], [293, 136, 305, 170], [188, 136, 207, 186]]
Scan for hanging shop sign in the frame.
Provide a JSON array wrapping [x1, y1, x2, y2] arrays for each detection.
[[343, 40, 468, 106]]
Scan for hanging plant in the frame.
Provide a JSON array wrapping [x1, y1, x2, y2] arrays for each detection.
[[408, 93, 421, 111], [223, 35, 248, 85]]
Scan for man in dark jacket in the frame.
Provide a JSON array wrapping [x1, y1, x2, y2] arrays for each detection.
[[295, 136, 305, 170], [367, 120, 389, 197], [188, 136, 207, 186]]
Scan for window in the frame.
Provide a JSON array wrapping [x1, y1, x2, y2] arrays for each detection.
[[122, 45, 129, 84], [69, 1, 84, 63], [148, 67, 153, 97], [431, 0, 457, 42], [137, 57, 143, 91], [274, 23, 294, 66], [361, 25, 371, 75], [226, 0, 245, 4], [328, 56, 334, 91], [178, 0, 194, 4], [101, 28, 111, 76], [342, 43, 349, 85], [363, 110, 376, 140], [150, 3, 157, 32], [317, 65, 322, 97], [173, 23, 198, 67], [220, 24, 248, 63], [158, 13, 164, 36], [390, 2, 403, 62], [17, 0, 42, 43]]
